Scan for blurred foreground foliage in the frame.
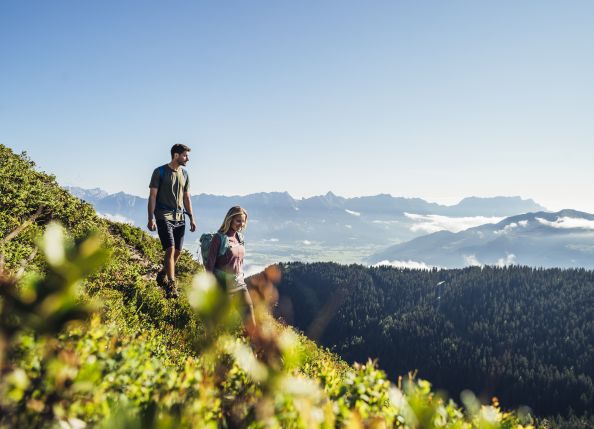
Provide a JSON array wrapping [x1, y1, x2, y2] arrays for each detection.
[[0, 225, 533, 428]]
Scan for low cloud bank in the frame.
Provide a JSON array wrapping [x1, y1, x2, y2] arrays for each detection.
[[536, 217, 594, 230], [495, 220, 529, 235], [405, 213, 503, 234], [244, 264, 267, 277], [463, 254, 483, 267], [464, 253, 517, 267], [372, 259, 434, 270], [98, 212, 134, 225], [496, 253, 516, 267]]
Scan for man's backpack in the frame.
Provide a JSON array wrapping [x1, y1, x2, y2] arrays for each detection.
[[199, 232, 245, 264]]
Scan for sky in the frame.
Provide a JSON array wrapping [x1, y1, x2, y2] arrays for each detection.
[[1, 1, 593, 212]]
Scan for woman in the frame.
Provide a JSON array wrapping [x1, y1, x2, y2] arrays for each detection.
[[205, 206, 256, 329]]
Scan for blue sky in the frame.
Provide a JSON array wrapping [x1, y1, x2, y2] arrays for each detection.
[[1, 1, 593, 212]]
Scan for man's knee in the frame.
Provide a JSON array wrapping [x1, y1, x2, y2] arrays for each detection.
[[165, 246, 175, 257]]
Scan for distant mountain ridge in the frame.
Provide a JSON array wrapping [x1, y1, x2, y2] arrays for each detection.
[[371, 209, 594, 269], [65, 186, 548, 266], [67, 186, 544, 217]]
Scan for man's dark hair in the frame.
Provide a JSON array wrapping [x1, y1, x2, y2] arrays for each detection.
[[171, 144, 191, 159]]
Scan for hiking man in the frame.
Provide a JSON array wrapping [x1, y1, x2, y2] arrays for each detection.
[[147, 144, 197, 298]]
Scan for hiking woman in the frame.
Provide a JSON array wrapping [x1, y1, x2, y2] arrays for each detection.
[[205, 206, 256, 329]]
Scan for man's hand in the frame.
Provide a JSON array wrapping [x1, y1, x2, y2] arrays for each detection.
[[190, 219, 197, 232], [148, 219, 156, 231]]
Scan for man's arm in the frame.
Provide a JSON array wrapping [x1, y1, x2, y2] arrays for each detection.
[[147, 187, 158, 231], [183, 191, 197, 232]]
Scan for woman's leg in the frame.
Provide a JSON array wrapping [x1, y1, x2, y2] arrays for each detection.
[[241, 288, 256, 329]]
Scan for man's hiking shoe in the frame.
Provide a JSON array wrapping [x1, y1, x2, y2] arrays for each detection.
[[164, 279, 179, 299], [156, 268, 167, 286]]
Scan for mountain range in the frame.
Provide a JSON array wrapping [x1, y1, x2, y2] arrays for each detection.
[[68, 187, 594, 270], [66, 187, 549, 267]]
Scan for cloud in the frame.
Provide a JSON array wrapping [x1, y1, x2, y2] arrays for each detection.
[[345, 224, 352, 229], [536, 216, 594, 230], [566, 244, 594, 253], [405, 213, 503, 234], [463, 254, 483, 267], [302, 240, 312, 245], [372, 220, 399, 225], [372, 260, 434, 270], [262, 238, 279, 242], [495, 220, 531, 235], [97, 212, 134, 225], [496, 253, 516, 267], [499, 223, 519, 234], [244, 264, 267, 277], [345, 209, 361, 217]]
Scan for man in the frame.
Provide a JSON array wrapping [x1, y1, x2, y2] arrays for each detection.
[[147, 144, 197, 298]]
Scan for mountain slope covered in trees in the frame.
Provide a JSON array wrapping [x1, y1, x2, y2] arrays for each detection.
[[276, 262, 594, 422]]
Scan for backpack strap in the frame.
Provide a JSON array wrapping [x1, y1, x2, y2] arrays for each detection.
[[217, 233, 230, 257], [216, 232, 244, 257], [159, 165, 187, 177]]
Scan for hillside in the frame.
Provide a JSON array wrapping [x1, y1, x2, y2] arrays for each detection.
[[0, 144, 538, 428], [275, 262, 594, 422]]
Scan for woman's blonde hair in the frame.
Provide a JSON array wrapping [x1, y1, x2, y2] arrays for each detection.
[[218, 206, 248, 234]]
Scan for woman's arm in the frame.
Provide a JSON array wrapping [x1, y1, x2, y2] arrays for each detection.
[[205, 233, 221, 273]]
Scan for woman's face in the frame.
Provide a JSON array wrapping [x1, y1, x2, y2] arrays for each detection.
[[230, 213, 246, 232]]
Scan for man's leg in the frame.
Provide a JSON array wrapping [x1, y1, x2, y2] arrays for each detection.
[[165, 246, 176, 281], [173, 249, 182, 278], [164, 246, 179, 298], [156, 219, 175, 288], [171, 221, 186, 282]]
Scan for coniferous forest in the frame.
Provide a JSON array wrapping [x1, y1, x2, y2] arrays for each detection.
[[276, 262, 594, 423]]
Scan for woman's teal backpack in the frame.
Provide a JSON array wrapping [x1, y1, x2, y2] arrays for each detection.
[[199, 232, 245, 264]]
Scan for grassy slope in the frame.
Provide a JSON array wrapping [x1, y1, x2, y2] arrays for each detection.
[[0, 145, 533, 428]]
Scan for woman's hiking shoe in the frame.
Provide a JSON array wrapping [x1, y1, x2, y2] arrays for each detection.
[[164, 279, 179, 299], [156, 268, 167, 286]]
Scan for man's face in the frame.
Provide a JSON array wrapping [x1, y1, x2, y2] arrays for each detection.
[[174, 151, 190, 166]]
